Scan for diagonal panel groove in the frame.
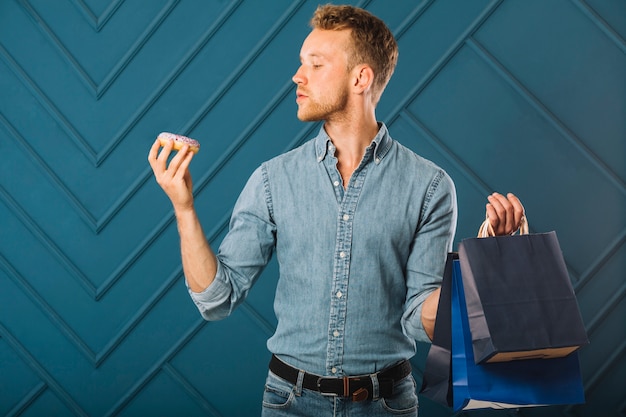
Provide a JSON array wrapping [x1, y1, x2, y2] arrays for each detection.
[[0, 324, 89, 417], [102, 317, 207, 417], [5, 381, 47, 417], [567, 340, 626, 412], [182, 0, 307, 134], [397, 111, 497, 201], [19, 0, 180, 101], [0, 249, 97, 362], [92, 260, 198, 367], [161, 363, 223, 417], [574, 229, 626, 292], [465, 36, 626, 192], [0, 111, 99, 232], [392, 0, 437, 41], [92, 0, 180, 100], [571, 0, 626, 53], [18, 0, 97, 92], [0, 177, 96, 298], [96, 0, 244, 169], [69, 0, 124, 32], [584, 276, 626, 337], [0, 43, 99, 166], [385, 0, 504, 126], [13, 0, 182, 168]]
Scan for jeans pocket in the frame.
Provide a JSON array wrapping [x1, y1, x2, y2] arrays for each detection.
[[262, 371, 295, 410], [380, 375, 418, 415]]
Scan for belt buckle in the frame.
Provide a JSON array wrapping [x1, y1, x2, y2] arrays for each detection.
[[317, 376, 370, 402], [317, 378, 338, 397]]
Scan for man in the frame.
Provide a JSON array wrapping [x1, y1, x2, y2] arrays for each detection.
[[148, 4, 524, 416]]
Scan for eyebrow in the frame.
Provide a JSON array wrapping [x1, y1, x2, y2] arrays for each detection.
[[300, 53, 325, 62]]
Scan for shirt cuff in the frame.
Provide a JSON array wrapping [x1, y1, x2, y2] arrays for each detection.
[[186, 262, 232, 320], [402, 289, 437, 344]]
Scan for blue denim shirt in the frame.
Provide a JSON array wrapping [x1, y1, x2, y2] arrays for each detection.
[[189, 123, 457, 376]]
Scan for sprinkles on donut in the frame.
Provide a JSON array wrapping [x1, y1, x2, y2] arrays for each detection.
[[157, 132, 200, 154]]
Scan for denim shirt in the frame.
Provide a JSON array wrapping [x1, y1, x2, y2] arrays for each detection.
[[189, 123, 457, 376]]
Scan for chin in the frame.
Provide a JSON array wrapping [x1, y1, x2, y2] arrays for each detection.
[[297, 111, 324, 122], [298, 116, 323, 122]]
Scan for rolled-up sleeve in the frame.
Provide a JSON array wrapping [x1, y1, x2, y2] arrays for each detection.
[[187, 165, 276, 321], [187, 262, 233, 320]]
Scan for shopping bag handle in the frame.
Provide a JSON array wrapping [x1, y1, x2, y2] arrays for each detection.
[[478, 215, 529, 238]]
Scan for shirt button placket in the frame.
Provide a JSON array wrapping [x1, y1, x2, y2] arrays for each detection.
[[327, 165, 365, 375]]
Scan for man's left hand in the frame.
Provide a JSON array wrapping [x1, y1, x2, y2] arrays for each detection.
[[486, 192, 525, 236]]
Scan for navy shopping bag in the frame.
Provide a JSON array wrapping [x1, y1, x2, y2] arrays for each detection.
[[458, 217, 588, 364], [450, 257, 586, 410]]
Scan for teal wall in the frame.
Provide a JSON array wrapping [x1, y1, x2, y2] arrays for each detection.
[[0, 0, 624, 415]]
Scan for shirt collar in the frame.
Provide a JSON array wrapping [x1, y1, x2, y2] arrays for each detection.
[[315, 122, 392, 164]]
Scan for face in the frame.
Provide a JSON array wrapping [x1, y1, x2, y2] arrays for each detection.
[[292, 29, 353, 122]]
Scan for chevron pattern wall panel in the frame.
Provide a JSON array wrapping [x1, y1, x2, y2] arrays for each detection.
[[0, 0, 624, 416]]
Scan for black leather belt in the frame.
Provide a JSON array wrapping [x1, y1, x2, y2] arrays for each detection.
[[269, 354, 411, 402]]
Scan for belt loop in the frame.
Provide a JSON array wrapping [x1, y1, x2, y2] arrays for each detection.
[[295, 369, 305, 396], [370, 373, 380, 401]]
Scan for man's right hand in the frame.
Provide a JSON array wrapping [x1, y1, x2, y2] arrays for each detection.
[[147, 138, 196, 212]]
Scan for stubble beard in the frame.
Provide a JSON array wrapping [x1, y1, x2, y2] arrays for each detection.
[[296, 88, 350, 122]]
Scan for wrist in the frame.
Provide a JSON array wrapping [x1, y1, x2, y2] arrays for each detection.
[[173, 203, 197, 220]]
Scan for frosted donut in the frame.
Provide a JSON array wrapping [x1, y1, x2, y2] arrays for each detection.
[[157, 132, 200, 154]]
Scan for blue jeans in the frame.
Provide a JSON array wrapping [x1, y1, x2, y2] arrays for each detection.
[[261, 370, 419, 417]]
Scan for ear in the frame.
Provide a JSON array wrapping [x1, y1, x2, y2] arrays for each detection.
[[352, 64, 375, 95]]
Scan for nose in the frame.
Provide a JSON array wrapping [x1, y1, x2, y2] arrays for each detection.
[[292, 65, 305, 85]]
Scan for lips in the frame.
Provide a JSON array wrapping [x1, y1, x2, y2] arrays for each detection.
[[296, 90, 308, 102]]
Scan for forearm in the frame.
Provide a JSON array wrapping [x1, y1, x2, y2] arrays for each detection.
[[175, 206, 218, 293], [421, 288, 441, 341]]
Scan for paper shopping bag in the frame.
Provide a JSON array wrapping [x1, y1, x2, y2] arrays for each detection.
[[458, 217, 588, 364], [419, 253, 456, 408], [450, 257, 586, 410]]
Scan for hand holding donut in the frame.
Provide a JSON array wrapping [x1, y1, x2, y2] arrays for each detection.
[[148, 132, 200, 212]]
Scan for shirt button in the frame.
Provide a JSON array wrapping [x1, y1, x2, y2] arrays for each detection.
[[333, 330, 340, 337], [336, 291, 343, 298], [333, 180, 340, 187], [331, 367, 337, 374], [339, 251, 346, 258], [342, 214, 350, 221]]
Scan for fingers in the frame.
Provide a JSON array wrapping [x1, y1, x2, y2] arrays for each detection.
[[148, 138, 173, 175], [165, 143, 193, 178], [148, 138, 165, 172], [148, 138, 193, 178], [148, 138, 162, 161], [486, 192, 525, 235], [174, 148, 195, 184], [506, 193, 525, 227], [147, 138, 195, 208]]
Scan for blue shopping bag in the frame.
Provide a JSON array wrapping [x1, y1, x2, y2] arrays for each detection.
[[450, 258, 586, 410]]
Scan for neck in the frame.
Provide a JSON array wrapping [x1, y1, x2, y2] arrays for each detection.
[[323, 109, 379, 188], [324, 110, 379, 166]]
